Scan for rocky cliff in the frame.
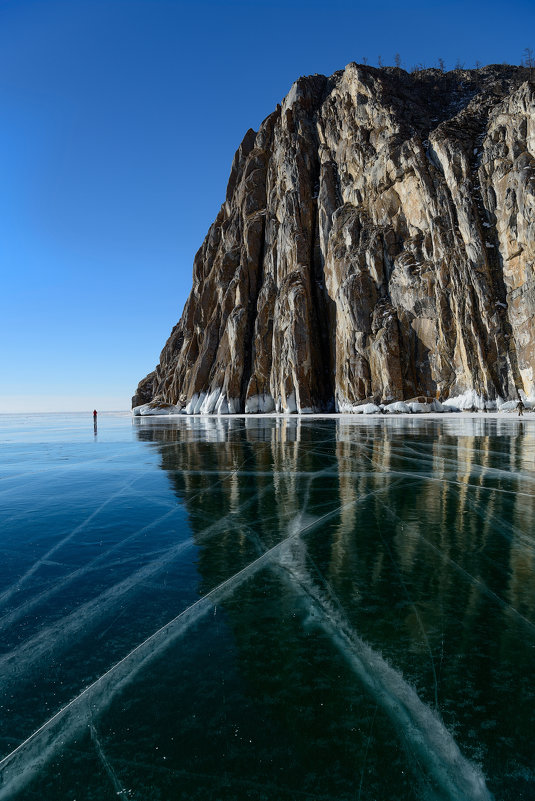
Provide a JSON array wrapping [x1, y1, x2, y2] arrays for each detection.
[[133, 63, 535, 413]]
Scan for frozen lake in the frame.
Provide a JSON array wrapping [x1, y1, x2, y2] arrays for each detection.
[[0, 412, 534, 800]]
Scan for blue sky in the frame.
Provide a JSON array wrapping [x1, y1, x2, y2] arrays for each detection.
[[1, 0, 533, 412]]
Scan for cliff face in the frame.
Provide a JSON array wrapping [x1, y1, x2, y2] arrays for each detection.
[[133, 64, 535, 413]]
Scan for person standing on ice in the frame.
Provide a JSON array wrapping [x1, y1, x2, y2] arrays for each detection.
[[93, 409, 97, 419], [517, 398, 525, 417]]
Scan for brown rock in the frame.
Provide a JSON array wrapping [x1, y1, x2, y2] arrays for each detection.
[[135, 64, 535, 412]]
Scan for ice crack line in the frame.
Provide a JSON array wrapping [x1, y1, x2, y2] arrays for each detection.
[[0, 470, 152, 611], [0, 505, 181, 634], [0, 484, 389, 798], [275, 540, 494, 801], [0, 449, 263, 633], [0, 475, 494, 801], [0, 483, 276, 691], [90, 722, 126, 797]]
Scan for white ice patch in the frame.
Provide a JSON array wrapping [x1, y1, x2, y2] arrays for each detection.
[[499, 400, 523, 411], [184, 394, 199, 415], [215, 394, 229, 415], [227, 397, 241, 414], [336, 399, 382, 414], [408, 402, 432, 413], [335, 398, 353, 413], [244, 393, 276, 414], [284, 392, 298, 414], [384, 401, 411, 414], [132, 404, 182, 416], [442, 390, 486, 410], [193, 393, 206, 414], [356, 403, 381, 414], [200, 389, 222, 415]]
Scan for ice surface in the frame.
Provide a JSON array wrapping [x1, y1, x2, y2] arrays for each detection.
[[0, 466, 496, 799], [0, 486, 359, 797], [376, 492, 535, 637], [0, 470, 151, 611], [2, 413, 535, 799], [0, 478, 278, 693], [89, 723, 125, 796], [275, 541, 494, 801], [0, 504, 181, 633]]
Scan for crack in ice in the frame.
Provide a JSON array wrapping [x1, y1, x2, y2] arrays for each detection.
[[0, 485, 390, 798]]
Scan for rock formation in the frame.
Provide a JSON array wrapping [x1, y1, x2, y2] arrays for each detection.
[[133, 63, 535, 413]]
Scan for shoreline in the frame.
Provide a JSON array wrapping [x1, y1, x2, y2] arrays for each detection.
[[132, 410, 533, 421]]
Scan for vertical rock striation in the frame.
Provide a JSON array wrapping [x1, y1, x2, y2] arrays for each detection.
[[133, 64, 535, 413]]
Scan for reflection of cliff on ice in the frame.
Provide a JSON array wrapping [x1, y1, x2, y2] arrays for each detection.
[[275, 537, 493, 801], [0, 486, 371, 798], [0, 472, 492, 801]]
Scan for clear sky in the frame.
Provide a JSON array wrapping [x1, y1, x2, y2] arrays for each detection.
[[1, 0, 533, 412]]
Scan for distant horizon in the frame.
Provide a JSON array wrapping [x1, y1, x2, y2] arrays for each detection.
[[0, 409, 130, 415]]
